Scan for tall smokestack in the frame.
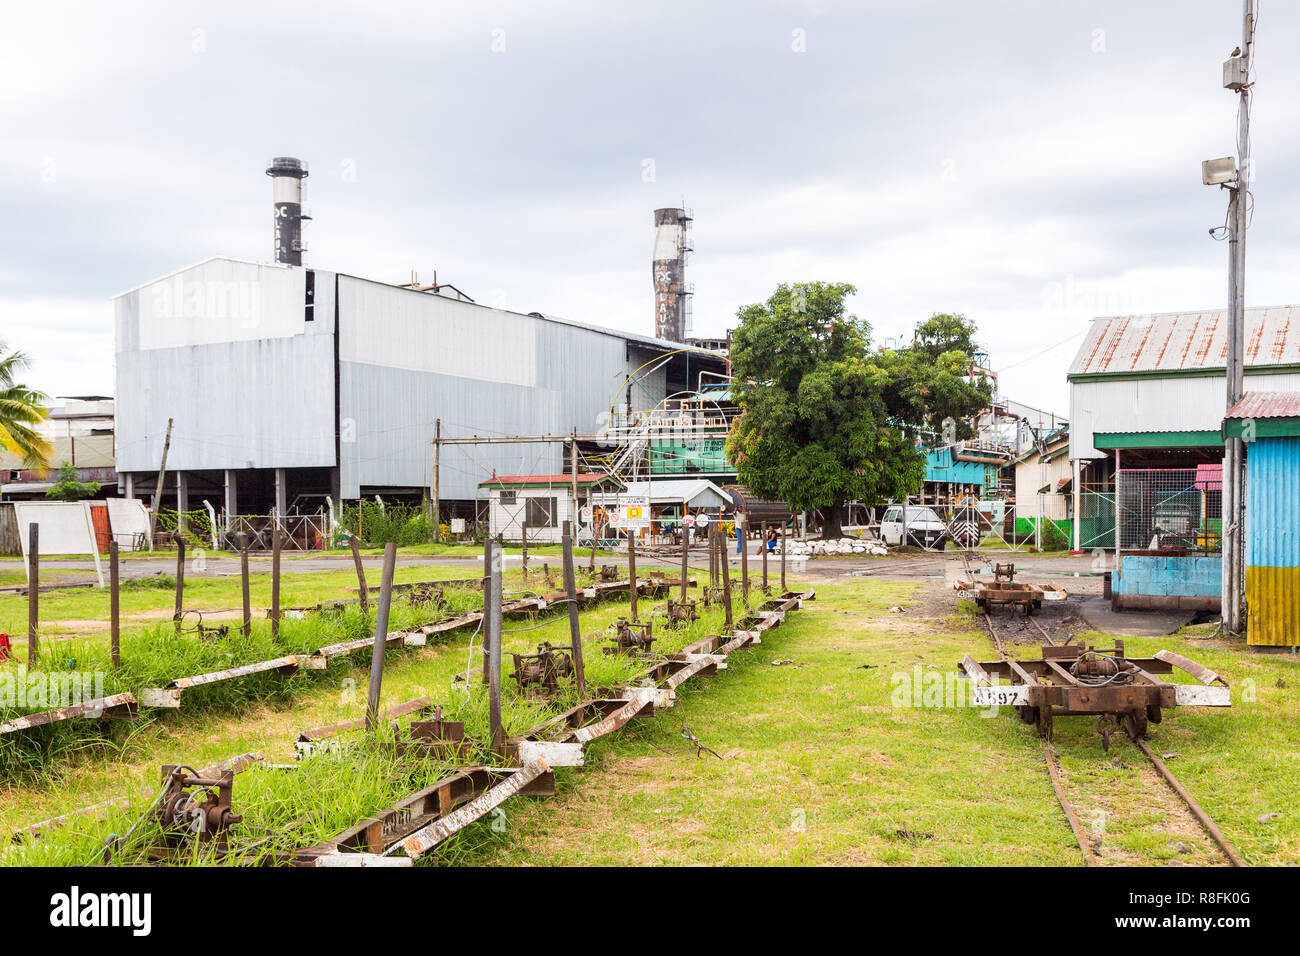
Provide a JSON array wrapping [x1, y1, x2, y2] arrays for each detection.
[[652, 207, 693, 342], [265, 157, 309, 265]]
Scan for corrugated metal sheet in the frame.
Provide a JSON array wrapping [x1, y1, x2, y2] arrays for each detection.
[[1069, 371, 1300, 460], [1225, 391, 1300, 420], [1245, 435, 1300, 646], [338, 276, 671, 501], [1069, 306, 1300, 376], [114, 258, 336, 472]]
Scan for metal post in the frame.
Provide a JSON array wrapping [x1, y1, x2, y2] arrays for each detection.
[[570, 428, 580, 533], [1223, 0, 1256, 636], [1071, 458, 1082, 552], [110, 540, 120, 668], [365, 542, 398, 731], [270, 513, 282, 640], [627, 529, 638, 621], [173, 533, 186, 633], [484, 538, 504, 756], [27, 523, 38, 666], [521, 520, 529, 576], [349, 534, 370, 614], [431, 418, 441, 531], [780, 521, 787, 592], [240, 533, 251, 639], [147, 416, 173, 540], [719, 522, 733, 629], [680, 527, 689, 602], [1113, 450, 1121, 578], [562, 521, 586, 703], [739, 513, 749, 607], [176, 472, 188, 535], [762, 521, 769, 591]]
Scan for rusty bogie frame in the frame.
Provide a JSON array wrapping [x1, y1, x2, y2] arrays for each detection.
[[597, 565, 620, 583], [664, 598, 698, 627], [154, 766, 243, 855], [510, 642, 575, 696], [406, 584, 446, 611], [606, 617, 655, 656], [960, 642, 1230, 748], [974, 580, 1043, 615]]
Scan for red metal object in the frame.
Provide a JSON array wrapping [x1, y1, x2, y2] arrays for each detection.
[[0, 633, 10, 662]]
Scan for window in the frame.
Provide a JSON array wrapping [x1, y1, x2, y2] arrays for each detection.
[[499, 490, 516, 505], [526, 496, 557, 528], [304, 270, 315, 321], [883, 507, 900, 522]]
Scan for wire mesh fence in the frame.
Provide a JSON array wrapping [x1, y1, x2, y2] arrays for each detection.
[[1115, 468, 1221, 553]]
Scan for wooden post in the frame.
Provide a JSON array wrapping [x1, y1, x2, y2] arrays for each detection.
[[147, 416, 174, 540], [739, 514, 749, 607], [680, 528, 689, 602], [562, 521, 586, 703], [349, 534, 370, 614], [780, 521, 787, 592], [239, 533, 252, 639], [173, 532, 186, 633], [109, 540, 120, 668], [270, 514, 282, 640], [484, 538, 504, 755], [719, 522, 733, 629], [627, 530, 638, 621], [365, 542, 398, 732], [27, 523, 38, 666], [762, 521, 769, 591]]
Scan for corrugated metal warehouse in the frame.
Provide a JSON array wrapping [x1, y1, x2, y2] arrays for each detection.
[[114, 256, 725, 518]]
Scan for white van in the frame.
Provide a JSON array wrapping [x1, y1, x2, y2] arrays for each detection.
[[879, 505, 949, 549]]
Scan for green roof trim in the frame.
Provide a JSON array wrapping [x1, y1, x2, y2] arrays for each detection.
[[1223, 417, 1300, 440], [1069, 363, 1300, 384], [1093, 431, 1224, 449]]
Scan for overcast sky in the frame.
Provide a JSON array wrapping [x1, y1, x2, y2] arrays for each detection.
[[2, 1, 1294, 415]]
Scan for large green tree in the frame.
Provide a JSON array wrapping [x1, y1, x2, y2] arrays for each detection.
[[0, 342, 51, 469], [724, 284, 990, 538]]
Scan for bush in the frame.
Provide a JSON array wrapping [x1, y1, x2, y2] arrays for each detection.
[[338, 501, 436, 547]]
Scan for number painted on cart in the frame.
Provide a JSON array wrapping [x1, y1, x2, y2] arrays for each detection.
[[971, 685, 1029, 707]]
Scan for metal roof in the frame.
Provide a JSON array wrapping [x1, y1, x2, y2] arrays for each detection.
[[478, 473, 619, 488], [619, 479, 732, 509], [1068, 307, 1300, 377], [1225, 391, 1300, 420]]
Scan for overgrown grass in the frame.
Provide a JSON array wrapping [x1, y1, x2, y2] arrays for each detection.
[[0, 580, 752, 866]]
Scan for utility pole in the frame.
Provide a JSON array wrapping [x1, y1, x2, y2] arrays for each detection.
[[1216, 0, 1256, 636]]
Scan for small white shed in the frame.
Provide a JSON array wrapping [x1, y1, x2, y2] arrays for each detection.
[[478, 473, 623, 544]]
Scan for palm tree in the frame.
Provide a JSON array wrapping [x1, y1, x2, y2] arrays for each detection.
[[0, 342, 52, 469]]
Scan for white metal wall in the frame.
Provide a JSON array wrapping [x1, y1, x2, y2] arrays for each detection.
[[1069, 371, 1300, 460], [114, 258, 336, 473]]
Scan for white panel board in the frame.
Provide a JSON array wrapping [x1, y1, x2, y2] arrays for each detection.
[[106, 498, 151, 551], [13, 502, 103, 586]]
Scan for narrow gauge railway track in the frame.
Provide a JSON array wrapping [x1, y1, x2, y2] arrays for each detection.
[[981, 612, 1245, 868]]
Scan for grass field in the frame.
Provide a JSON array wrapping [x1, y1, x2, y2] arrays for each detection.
[[2, 571, 1295, 866]]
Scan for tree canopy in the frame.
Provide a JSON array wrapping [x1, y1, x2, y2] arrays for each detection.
[[0, 342, 51, 470], [45, 461, 101, 502], [724, 284, 990, 538]]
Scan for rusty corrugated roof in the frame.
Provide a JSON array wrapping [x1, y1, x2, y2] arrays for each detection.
[[1224, 391, 1300, 420], [1068, 307, 1300, 376]]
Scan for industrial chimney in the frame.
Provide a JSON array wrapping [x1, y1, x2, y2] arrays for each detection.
[[265, 157, 309, 265], [652, 207, 693, 342]]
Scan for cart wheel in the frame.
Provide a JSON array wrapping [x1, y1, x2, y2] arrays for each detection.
[[1016, 704, 1038, 725], [1035, 706, 1053, 741], [1146, 703, 1163, 724], [1023, 602, 1034, 617], [1122, 709, 1148, 741]]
